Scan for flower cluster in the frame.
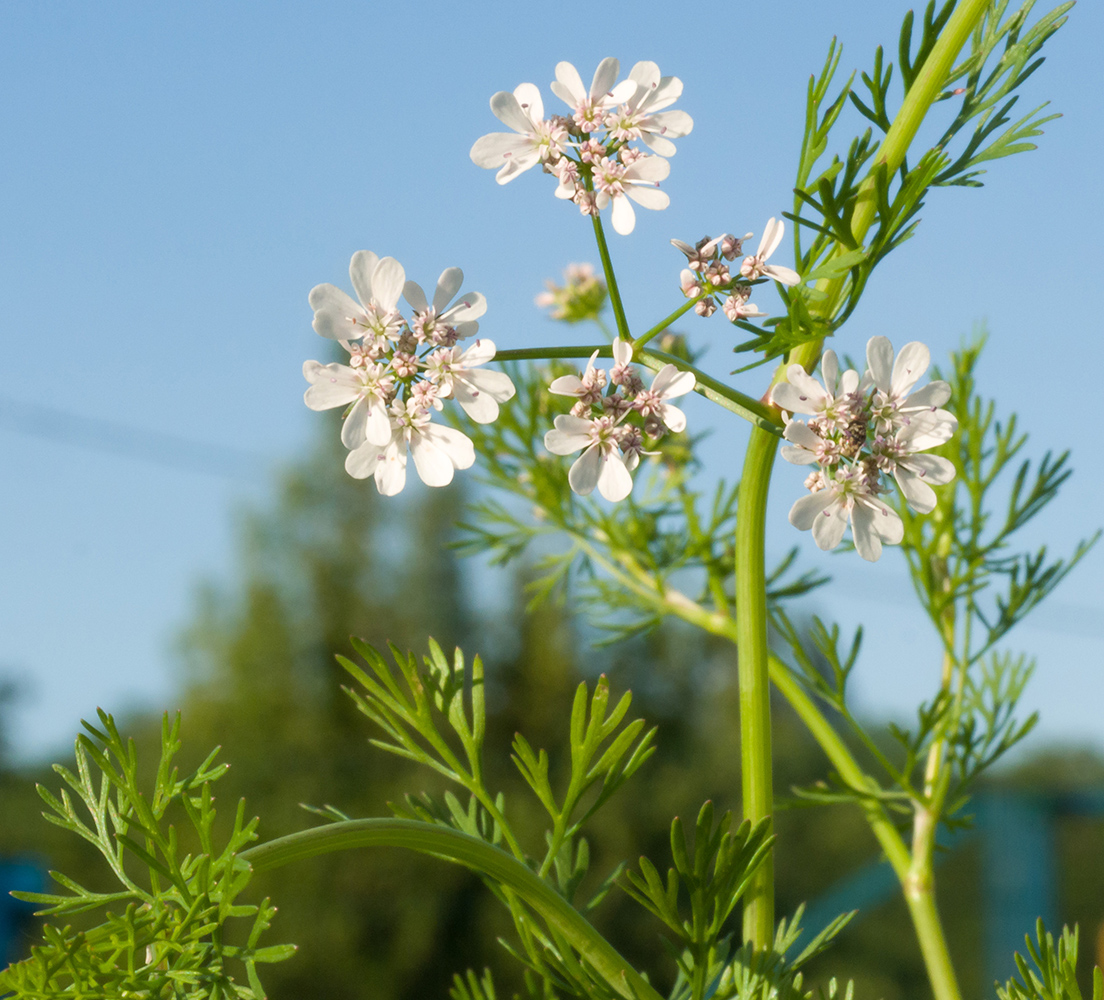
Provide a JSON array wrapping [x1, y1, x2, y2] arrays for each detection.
[[303, 251, 515, 495], [674, 217, 801, 318], [770, 336, 957, 561], [544, 339, 695, 501], [471, 58, 693, 235], [535, 262, 608, 324]]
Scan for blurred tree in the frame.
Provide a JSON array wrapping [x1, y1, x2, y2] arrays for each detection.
[[2, 420, 1100, 1000]]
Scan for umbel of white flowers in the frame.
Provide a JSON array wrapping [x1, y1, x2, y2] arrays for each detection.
[[303, 251, 516, 496], [470, 57, 693, 235], [543, 338, 696, 501], [770, 336, 957, 561]]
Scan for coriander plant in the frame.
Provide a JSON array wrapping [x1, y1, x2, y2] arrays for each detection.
[[4, 2, 1100, 999]]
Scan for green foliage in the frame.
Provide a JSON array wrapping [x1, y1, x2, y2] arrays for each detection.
[[996, 921, 1103, 1000], [0, 711, 292, 998], [773, 338, 1092, 836], [456, 359, 824, 642], [899, 338, 1098, 667], [732, 0, 1070, 363]]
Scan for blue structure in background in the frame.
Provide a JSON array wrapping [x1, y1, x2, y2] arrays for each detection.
[[0, 859, 44, 965], [801, 790, 1104, 989]]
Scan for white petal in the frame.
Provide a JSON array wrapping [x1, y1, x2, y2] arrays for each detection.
[[374, 439, 408, 495], [421, 424, 475, 470], [470, 131, 533, 170], [548, 374, 585, 396], [489, 90, 534, 133], [645, 109, 693, 138], [850, 502, 883, 561], [456, 370, 515, 422], [895, 467, 937, 513], [765, 264, 801, 286], [303, 361, 361, 410], [433, 267, 464, 313], [341, 397, 369, 449], [544, 414, 593, 455], [596, 451, 634, 501], [348, 250, 379, 306], [659, 402, 686, 433], [610, 195, 636, 235], [891, 341, 931, 397], [309, 284, 365, 340], [901, 452, 956, 484], [904, 380, 951, 409], [612, 337, 632, 367], [372, 257, 405, 311], [639, 133, 677, 157], [628, 60, 660, 95], [459, 337, 497, 368], [553, 61, 586, 104], [625, 156, 670, 183], [650, 364, 695, 399], [758, 217, 784, 260], [625, 186, 669, 211], [590, 57, 620, 100], [865, 336, 894, 392], [345, 439, 386, 480], [402, 280, 429, 313], [821, 351, 839, 394], [513, 82, 543, 121], [568, 445, 601, 495], [789, 490, 836, 530], [780, 444, 818, 465], [443, 291, 487, 324], [811, 497, 849, 550], [782, 420, 823, 450]]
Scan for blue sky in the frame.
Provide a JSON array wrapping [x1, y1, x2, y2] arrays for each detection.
[[0, 1, 1101, 762]]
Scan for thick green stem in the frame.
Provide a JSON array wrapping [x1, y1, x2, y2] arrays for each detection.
[[242, 818, 664, 1000], [591, 213, 631, 341], [735, 425, 779, 949]]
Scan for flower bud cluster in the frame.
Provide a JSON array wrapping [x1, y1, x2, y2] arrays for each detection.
[[770, 336, 957, 561], [471, 58, 693, 235], [673, 217, 802, 319], [303, 251, 515, 496], [534, 262, 608, 323], [543, 338, 696, 501]]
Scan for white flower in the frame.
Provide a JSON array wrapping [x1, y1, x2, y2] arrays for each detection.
[[549, 349, 607, 404], [345, 400, 475, 496], [604, 61, 693, 157], [632, 362, 696, 433], [740, 218, 801, 286], [544, 412, 634, 502], [403, 267, 487, 345], [592, 154, 670, 235], [470, 83, 570, 184], [769, 350, 860, 424], [773, 336, 958, 559], [788, 468, 904, 562], [550, 58, 636, 133], [308, 251, 406, 345], [423, 338, 516, 423], [302, 360, 394, 449], [865, 336, 956, 438]]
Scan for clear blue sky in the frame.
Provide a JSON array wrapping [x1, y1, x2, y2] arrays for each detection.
[[0, 1, 1101, 762]]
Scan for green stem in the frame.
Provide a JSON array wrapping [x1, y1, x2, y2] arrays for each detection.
[[786, 0, 992, 378], [591, 212, 631, 341], [735, 424, 778, 949], [632, 291, 711, 350], [242, 818, 664, 1000], [905, 809, 963, 1000]]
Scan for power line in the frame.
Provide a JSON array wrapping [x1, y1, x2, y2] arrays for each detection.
[[0, 396, 267, 479]]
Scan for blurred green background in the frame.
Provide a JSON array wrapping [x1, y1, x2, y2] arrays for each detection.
[[1, 416, 1100, 1000]]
